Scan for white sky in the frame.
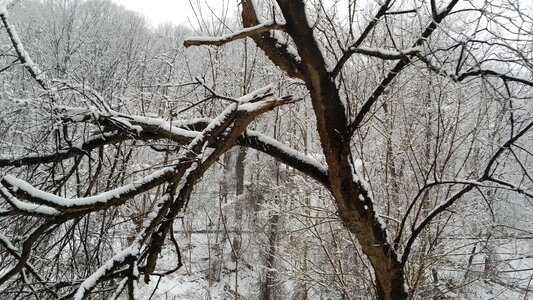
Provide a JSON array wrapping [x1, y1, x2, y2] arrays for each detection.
[[111, 0, 238, 27]]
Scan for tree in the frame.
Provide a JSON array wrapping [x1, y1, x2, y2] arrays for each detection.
[[186, 0, 532, 299], [0, 0, 532, 299]]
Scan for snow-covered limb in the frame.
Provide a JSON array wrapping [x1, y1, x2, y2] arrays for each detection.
[[0, 131, 128, 168], [65, 102, 236, 292], [184, 20, 285, 47], [141, 87, 300, 282], [109, 277, 128, 300], [1, 167, 176, 212], [421, 179, 533, 198], [242, 129, 328, 185], [349, 46, 422, 60], [238, 95, 297, 112], [72, 191, 176, 295], [102, 115, 328, 189], [239, 0, 305, 79], [3, 99, 307, 180], [413, 53, 533, 87], [58, 103, 323, 186], [74, 246, 140, 300], [186, 84, 278, 153], [57, 105, 203, 141], [0, 208, 11, 216], [0, 186, 59, 216], [0, 79, 309, 293], [457, 69, 533, 87], [237, 83, 275, 102], [0, 6, 47, 90]]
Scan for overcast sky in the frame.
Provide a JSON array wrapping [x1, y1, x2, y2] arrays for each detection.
[[111, 0, 237, 27]]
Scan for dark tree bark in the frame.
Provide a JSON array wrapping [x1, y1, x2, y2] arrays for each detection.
[[240, 1, 408, 298]]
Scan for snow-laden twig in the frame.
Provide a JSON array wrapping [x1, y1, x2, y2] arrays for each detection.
[[0, 6, 47, 89], [74, 246, 140, 300]]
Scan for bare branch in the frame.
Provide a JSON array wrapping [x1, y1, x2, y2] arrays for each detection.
[[331, 0, 393, 77], [400, 120, 533, 265], [347, 0, 461, 137]]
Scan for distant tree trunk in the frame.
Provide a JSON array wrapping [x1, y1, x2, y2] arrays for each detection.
[[231, 146, 246, 262], [262, 211, 279, 300], [261, 106, 283, 300], [211, 152, 233, 284]]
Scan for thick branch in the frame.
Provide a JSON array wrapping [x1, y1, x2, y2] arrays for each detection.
[[184, 20, 285, 47], [240, 0, 305, 80], [239, 130, 328, 186], [349, 46, 421, 60], [415, 53, 533, 87], [457, 69, 533, 87]]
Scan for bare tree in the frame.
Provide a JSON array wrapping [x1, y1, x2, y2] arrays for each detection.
[[183, 0, 533, 299]]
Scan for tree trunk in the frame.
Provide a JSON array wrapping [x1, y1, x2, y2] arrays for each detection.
[[242, 1, 409, 298], [262, 212, 279, 300]]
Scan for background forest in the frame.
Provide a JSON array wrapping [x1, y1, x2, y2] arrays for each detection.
[[0, 0, 532, 299]]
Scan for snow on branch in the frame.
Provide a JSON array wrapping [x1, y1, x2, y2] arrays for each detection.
[[2, 95, 300, 173], [331, 0, 393, 77], [246, 130, 327, 174], [414, 53, 533, 87], [1, 167, 176, 212], [240, 0, 305, 79], [184, 20, 285, 47], [0, 186, 59, 216], [70, 89, 269, 289], [186, 84, 276, 150], [74, 246, 140, 300], [457, 69, 533, 87], [0, 6, 47, 90]]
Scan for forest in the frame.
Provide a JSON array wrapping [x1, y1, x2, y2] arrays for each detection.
[[0, 0, 532, 299]]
